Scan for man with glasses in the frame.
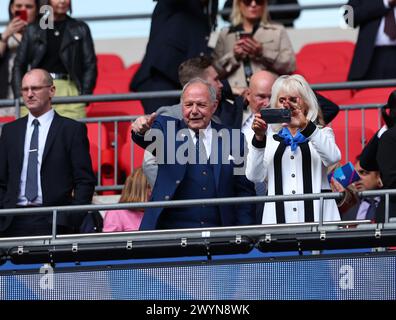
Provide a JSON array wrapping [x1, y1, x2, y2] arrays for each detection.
[[0, 68, 95, 237]]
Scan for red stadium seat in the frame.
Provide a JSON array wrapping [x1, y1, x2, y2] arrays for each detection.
[[0, 116, 15, 123], [86, 122, 116, 193], [118, 123, 145, 175], [331, 123, 375, 164], [296, 41, 355, 104], [96, 54, 125, 74]]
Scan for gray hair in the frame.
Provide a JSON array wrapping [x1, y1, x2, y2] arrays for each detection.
[[270, 74, 323, 129], [180, 77, 217, 104]]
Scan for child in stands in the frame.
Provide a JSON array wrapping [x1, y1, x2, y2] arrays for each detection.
[[103, 167, 150, 232]]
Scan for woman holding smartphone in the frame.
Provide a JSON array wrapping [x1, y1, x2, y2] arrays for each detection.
[[246, 74, 341, 224], [213, 0, 295, 95], [0, 0, 39, 111], [12, 0, 97, 119]]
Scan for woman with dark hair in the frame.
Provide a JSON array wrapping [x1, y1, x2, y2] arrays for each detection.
[[0, 0, 39, 114], [12, 0, 97, 119]]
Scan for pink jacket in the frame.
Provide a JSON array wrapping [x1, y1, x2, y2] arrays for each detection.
[[103, 209, 144, 232]]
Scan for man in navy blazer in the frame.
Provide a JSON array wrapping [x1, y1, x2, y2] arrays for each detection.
[[0, 69, 96, 236], [347, 0, 396, 80], [132, 78, 256, 230]]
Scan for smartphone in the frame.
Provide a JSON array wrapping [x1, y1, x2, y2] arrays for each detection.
[[328, 162, 361, 188], [237, 31, 252, 40], [15, 9, 28, 22], [260, 108, 291, 124]]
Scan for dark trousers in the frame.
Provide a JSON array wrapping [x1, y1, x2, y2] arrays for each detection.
[[1, 207, 73, 237], [2, 212, 52, 237], [363, 46, 396, 80]]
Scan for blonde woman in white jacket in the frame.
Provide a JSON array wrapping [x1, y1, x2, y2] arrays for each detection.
[[246, 74, 341, 224]]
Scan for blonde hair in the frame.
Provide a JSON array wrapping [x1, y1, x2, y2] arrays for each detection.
[[269, 74, 324, 131], [231, 0, 269, 26], [119, 167, 151, 211]]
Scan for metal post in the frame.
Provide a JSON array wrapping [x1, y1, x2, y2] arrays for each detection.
[[15, 98, 21, 119], [345, 109, 349, 163], [97, 121, 102, 186], [114, 121, 119, 185], [52, 209, 57, 240]]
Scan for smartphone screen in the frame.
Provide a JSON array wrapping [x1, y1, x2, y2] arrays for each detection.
[[238, 32, 252, 40], [15, 9, 28, 22]]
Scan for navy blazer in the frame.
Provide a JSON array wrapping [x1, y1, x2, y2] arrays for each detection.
[[347, 0, 391, 80], [132, 115, 256, 230], [0, 112, 96, 232]]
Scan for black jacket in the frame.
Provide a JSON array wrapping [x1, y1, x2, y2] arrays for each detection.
[[130, 0, 217, 93], [347, 0, 391, 81], [12, 16, 97, 97], [0, 112, 96, 231], [0, 49, 10, 99]]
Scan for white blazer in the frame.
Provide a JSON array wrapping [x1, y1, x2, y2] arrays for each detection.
[[246, 123, 341, 224]]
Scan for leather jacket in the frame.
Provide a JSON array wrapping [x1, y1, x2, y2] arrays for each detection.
[[12, 16, 97, 97]]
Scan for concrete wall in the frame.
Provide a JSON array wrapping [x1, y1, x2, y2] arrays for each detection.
[[94, 27, 359, 67]]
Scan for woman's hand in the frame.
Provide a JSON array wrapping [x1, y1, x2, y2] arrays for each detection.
[[252, 112, 268, 141], [233, 39, 248, 60], [2, 17, 26, 42], [240, 37, 263, 59], [287, 97, 308, 130]]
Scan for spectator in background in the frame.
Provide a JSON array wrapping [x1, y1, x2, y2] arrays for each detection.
[[142, 55, 245, 187], [103, 168, 151, 232], [12, 0, 97, 119], [0, 0, 39, 114], [222, 0, 301, 27], [347, 0, 396, 81], [0, 69, 95, 237], [246, 74, 341, 224], [132, 79, 256, 230], [360, 90, 396, 172], [377, 122, 396, 222], [332, 157, 383, 221], [213, 0, 295, 96], [130, 0, 218, 114]]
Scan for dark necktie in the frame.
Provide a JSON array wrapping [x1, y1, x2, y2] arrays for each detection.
[[384, 9, 396, 40], [25, 119, 40, 202], [365, 198, 378, 221], [195, 131, 207, 164]]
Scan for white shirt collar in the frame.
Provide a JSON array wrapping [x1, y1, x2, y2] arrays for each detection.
[[28, 109, 55, 127]]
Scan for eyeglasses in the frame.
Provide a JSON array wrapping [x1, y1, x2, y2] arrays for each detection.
[[241, 0, 265, 6], [20, 85, 52, 94]]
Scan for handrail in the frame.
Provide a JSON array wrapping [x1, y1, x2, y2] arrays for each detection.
[[0, 189, 395, 236], [0, 3, 347, 27], [1, 79, 396, 109]]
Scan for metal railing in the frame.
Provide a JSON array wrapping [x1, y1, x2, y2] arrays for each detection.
[[0, 2, 346, 27], [1, 79, 395, 191], [0, 189, 395, 265]]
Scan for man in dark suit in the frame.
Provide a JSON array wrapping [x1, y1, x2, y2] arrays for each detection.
[[130, 0, 218, 114], [132, 78, 256, 230], [347, 0, 396, 81], [0, 69, 96, 237], [377, 125, 396, 222]]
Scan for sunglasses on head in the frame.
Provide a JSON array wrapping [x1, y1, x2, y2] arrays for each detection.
[[241, 0, 265, 6]]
